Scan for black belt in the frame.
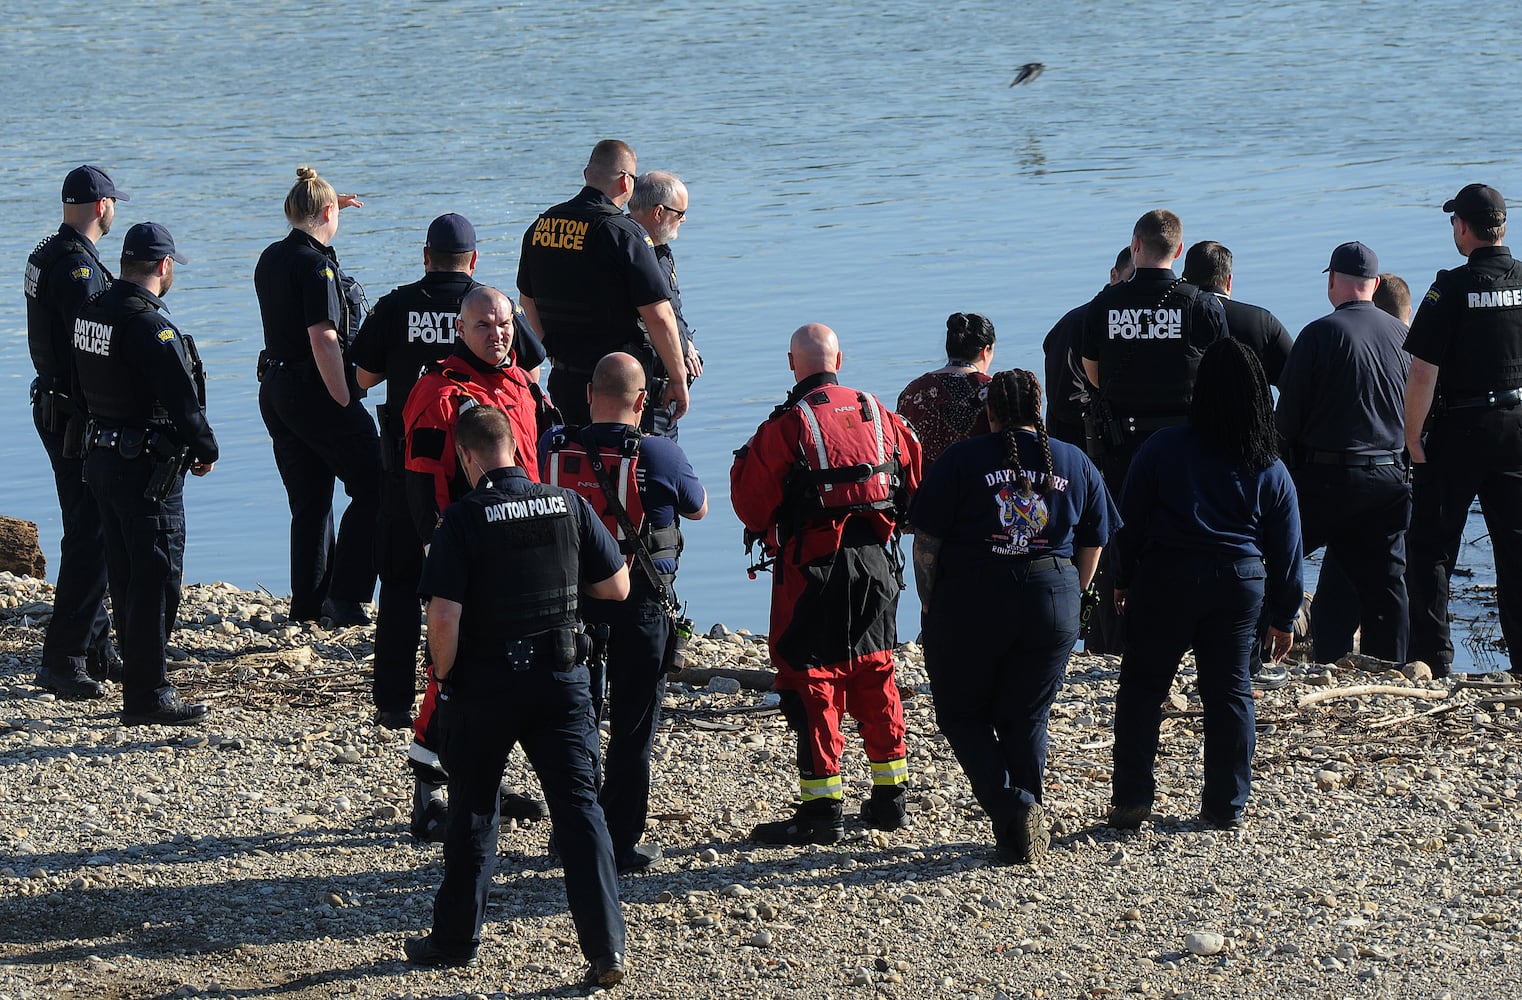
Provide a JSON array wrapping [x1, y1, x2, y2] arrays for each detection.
[[1014, 555, 1068, 573], [1302, 450, 1402, 468], [1114, 413, 1188, 433], [1447, 387, 1522, 410]]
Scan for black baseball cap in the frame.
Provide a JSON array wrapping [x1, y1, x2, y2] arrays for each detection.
[[1323, 241, 1379, 279], [121, 222, 188, 264], [426, 213, 476, 253], [62, 164, 129, 204], [1443, 183, 1506, 225]]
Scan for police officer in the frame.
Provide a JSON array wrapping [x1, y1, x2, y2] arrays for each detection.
[[24, 165, 127, 697], [1041, 247, 1132, 448], [350, 214, 546, 728], [731, 323, 923, 844], [516, 139, 689, 428], [401, 285, 549, 840], [404, 405, 630, 989], [909, 369, 1117, 863], [252, 165, 379, 626], [540, 352, 708, 874], [1181, 241, 1295, 387], [627, 172, 703, 439], [1276, 242, 1411, 663], [1405, 183, 1522, 677], [1080, 209, 1228, 654], [73, 223, 218, 726], [1109, 340, 1301, 830]]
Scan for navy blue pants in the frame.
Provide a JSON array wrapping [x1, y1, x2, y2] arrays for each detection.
[[257, 369, 381, 620], [372, 469, 423, 714], [1292, 463, 1410, 663], [584, 587, 671, 858], [1408, 408, 1522, 674], [431, 664, 624, 961], [84, 449, 184, 713], [1309, 549, 1359, 663], [1113, 553, 1263, 822], [924, 561, 1079, 841], [33, 399, 113, 675]]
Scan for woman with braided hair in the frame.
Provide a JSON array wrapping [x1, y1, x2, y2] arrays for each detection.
[[908, 368, 1117, 864], [1107, 338, 1302, 832]]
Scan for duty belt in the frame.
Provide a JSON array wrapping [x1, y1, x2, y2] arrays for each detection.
[[1113, 413, 1188, 435], [1011, 555, 1069, 573], [1446, 387, 1522, 411], [1302, 450, 1402, 468]]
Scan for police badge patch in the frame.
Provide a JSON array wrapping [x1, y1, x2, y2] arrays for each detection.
[[71, 266, 92, 281], [156, 328, 176, 343]]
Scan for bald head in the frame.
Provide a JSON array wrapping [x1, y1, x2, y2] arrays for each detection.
[[456, 285, 515, 367], [588, 352, 648, 424], [788, 323, 842, 380]]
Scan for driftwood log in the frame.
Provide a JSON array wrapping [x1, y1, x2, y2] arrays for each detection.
[[671, 663, 777, 691], [1297, 684, 1448, 709], [0, 516, 45, 578]]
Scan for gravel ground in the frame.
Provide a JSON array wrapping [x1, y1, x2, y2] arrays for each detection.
[[1, 573, 1520, 999]]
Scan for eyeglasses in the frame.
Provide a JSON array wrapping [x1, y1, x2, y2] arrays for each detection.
[[617, 170, 635, 182], [660, 204, 687, 220]]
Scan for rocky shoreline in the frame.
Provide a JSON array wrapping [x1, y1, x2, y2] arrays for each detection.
[[2, 573, 1520, 999]]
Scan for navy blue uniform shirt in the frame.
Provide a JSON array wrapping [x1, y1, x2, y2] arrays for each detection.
[[516, 187, 670, 369], [72, 280, 219, 463], [420, 466, 623, 607], [1081, 268, 1228, 415], [1202, 291, 1295, 388], [908, 429, 1118, 568], [1113, 426, 1303, 629], [538, 422, 706, 577], [253, 230, 347, 360], [1405, 246, 1522, 397], [1276, 300, 1409, 456], [25, 224, 111, 380]]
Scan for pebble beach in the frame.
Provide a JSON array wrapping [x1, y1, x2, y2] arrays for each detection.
[[2, 573, 1520, 1000]]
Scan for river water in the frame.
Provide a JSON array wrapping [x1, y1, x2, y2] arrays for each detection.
[[2, 1, 1516, 668]]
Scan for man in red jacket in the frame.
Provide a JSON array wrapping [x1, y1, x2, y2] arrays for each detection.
[[731, 323, 923, 844], [402, 284, 551, 839]]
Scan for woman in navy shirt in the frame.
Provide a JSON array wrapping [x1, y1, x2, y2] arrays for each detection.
[[1108, 339, 1302, 831], [909, 369, 1118, 864], [253, 166, 381, 624]]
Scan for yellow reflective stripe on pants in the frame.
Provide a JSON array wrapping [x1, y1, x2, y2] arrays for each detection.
[[799, 774, 843, 801], [870, 757, 908, 785]]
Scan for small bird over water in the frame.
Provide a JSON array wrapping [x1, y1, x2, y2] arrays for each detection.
[[1010, 62, 1045, 87]]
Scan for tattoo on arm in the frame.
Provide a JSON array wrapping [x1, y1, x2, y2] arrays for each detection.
[[912, 532, 943, 609]]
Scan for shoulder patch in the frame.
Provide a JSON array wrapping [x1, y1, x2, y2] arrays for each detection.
[[1424, 286, 1442, 304], [643, 234, 655, 248], [156, 328, 177, 343], [317, 266, 335, 280], [70, 266, 92, 281]]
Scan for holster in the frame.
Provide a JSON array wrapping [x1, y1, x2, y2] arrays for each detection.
[[375, 402, 399, 473], [661, 614, 694, 674], [145, 434, 190, 501]]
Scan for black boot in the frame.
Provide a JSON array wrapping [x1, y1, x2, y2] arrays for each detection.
[[861, 785, 910, 830], [751, 798, 844, 845], [410, 780, 446, 842], [995, 801, 1050, 864], [36, 664, 105, 699]]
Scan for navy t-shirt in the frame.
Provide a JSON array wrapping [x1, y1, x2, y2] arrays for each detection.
[[908, 429, 1118, 570]]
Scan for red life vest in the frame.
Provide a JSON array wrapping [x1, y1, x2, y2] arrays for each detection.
[[785, 383, 903, 519], [546, 426, 645, 546], [545, 427, 683, 581]]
